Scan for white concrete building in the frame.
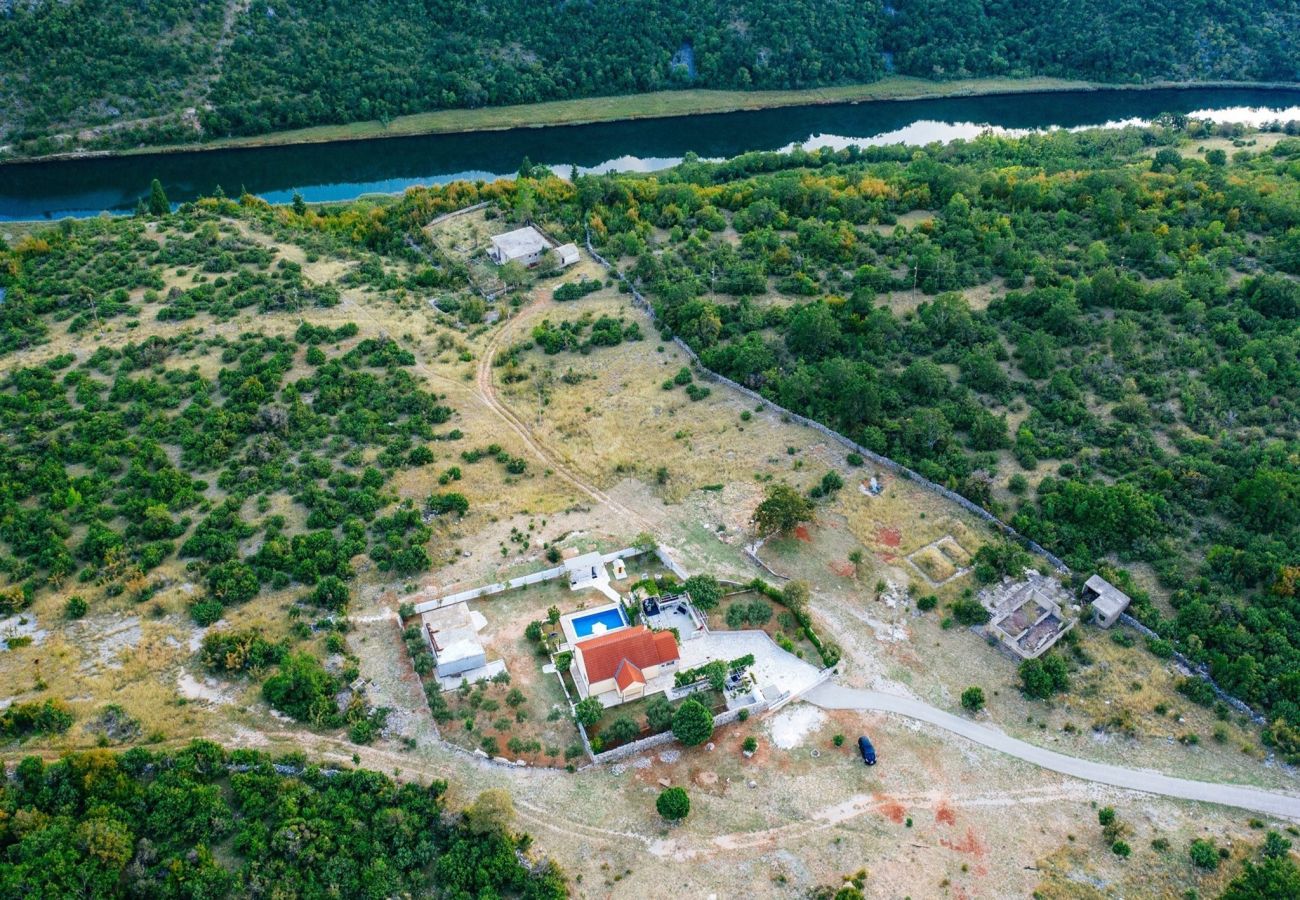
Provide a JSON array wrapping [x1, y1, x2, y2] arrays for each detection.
[[489, 226, 551, 267], [421, 602, 487, 678], [1083, 574, 1131, 629]]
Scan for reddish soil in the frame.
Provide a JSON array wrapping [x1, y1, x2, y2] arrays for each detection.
[[874, 793, 906, 824], [941, 826, 987, 859], [794, 524, 812, 542], [876, 526, 902, 547], [830, 560, 856, 578], [935, 801, 956, 826]]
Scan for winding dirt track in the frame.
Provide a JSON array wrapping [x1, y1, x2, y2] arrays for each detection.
[[472, 293, 654, 530]]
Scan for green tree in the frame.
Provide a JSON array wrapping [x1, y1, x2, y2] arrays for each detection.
[[683, 574, 722, 610], [262, 652, 337, 723], [464, 788, 514, 836], [645, 695, 674, 733], [960, 686, 985, 713], [656, 786, 690, 821], [574, 697, 603, 728], [752, 482, 814, 535], [605, 716, 640, 745], [1019, 654, 1069, 699], [147, 178, 170, 216], [671, 698, 714, 746]]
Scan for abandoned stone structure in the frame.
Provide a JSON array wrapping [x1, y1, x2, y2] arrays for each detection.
[[1082, 574, 1132, 628], [979, 570, 1076, 659]]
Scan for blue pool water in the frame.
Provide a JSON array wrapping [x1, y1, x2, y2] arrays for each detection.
[[571, 606, 628, 638]]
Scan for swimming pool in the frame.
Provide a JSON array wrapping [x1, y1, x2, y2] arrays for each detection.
[[570, 605, 628, 638]]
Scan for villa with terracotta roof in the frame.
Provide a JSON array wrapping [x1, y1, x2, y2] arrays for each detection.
[[571, 625, 680, 705]]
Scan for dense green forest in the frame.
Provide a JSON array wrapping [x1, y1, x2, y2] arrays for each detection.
[[1, 0, 1297, 155], [489, 124, 1300, 753], [0, 742, 567, 898]]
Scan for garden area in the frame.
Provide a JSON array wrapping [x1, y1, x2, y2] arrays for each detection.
[[705, 589, 825, 664], [583, 688, 729, 755], [401, 580, 588, 766]]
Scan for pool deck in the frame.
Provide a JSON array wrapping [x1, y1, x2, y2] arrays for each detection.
[[559, 601, 629, 648]]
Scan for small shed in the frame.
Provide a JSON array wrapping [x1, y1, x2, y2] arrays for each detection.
[[1082, 575, 1131, 629], [554, 243, 580, 268], [566, 551, 608, 590], [610, 558, 627, 581]]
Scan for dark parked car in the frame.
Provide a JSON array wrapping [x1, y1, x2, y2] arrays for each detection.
[[858, 735, 877, 766]]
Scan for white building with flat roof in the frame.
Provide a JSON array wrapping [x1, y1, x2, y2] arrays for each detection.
[[489, 226, 551, 267], [422, 602, 487, 677], [1082, 574, 1131, 629]]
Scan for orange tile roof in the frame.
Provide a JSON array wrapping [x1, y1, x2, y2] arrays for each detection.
[[614, 659, 645, 691], [577, 625, 679, 684]]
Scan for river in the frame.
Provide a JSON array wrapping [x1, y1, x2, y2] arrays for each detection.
[[2, 87, 1298, 222]]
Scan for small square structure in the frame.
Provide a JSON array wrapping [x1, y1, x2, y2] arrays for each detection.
[[422, 603, 487, 678], [609, 558, 627, 580], [553, 243, 580, 268], [565, 551, 608, 590], [1082, 574, 1131, 628], [489, 226, 552, 267]]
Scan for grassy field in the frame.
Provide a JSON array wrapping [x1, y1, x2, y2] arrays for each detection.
[[11, 75, 1294, 164]]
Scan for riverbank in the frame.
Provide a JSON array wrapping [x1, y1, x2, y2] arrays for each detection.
[[7, 76, 1299, 166]]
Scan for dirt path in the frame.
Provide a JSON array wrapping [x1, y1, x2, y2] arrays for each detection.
[[806, 683, 1300, 820], [474, 293, 655, 531]]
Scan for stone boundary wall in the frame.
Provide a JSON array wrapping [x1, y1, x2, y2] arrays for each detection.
[[584, 234, 1072, 576], [1118, 613, 1266, 725], [584, 231, 1267, 723], [426, 200, 490, 229], [409, 546, 648, 614]]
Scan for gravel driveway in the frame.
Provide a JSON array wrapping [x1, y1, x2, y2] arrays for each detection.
[[679, 630, 824, 698]]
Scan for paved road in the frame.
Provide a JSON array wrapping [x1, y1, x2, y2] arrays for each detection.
[[805, 682, 1300, 820]]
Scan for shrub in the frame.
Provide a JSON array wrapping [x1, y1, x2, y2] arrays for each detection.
[[1111, 840, 1131, 858], [916, 595, 938, 612], [741, 736, 758, 753], [671, 699, 714, 747], [64, 595, 88, 619], [960, 686, 985, 713], [832, 733, 845, 747], [1189, 838, 1219, 870], [605, 716, 640, 745], [656, 787, 690, 821], [0, 698, 74, 739]]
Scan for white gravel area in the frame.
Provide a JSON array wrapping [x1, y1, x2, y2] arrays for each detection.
[[767, 703, 827, 749]]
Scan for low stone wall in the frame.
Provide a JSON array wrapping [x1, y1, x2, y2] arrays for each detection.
[[1118, 613, 1266, 725], [585, 235, 1071, 576]]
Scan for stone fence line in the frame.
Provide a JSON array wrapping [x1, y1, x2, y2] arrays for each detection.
[[582, 231, 1272, 724], [583, 234, 1071, 576], [1118, 613, 1266, 725]]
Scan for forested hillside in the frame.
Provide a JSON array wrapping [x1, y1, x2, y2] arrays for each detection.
[[1, 0, 1297, 156], [0, 742, 567, 897]]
